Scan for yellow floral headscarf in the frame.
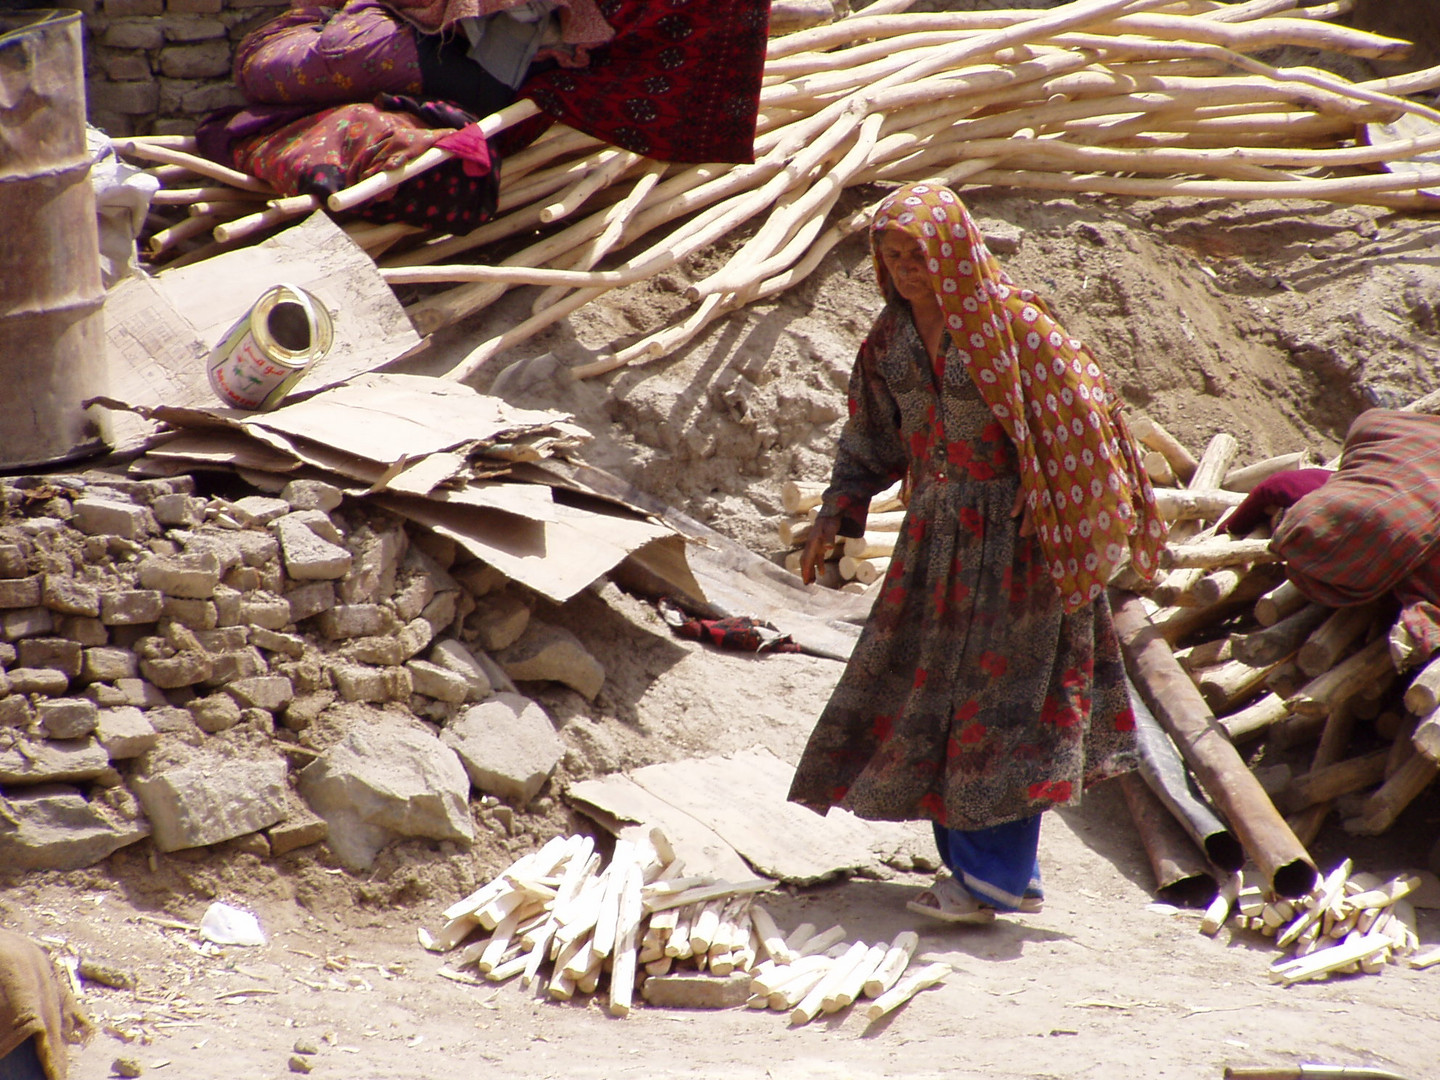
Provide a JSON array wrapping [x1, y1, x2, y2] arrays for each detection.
[[871, 182, 1166, 611]]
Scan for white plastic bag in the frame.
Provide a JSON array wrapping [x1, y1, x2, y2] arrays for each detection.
[[199, 902, 267, 947]]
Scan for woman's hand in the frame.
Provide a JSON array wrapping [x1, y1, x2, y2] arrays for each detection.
[[1011, 485, 1036, 538], [800, 515, 841, 585]]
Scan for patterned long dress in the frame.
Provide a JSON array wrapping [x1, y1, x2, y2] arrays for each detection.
[[787, 301, 1137, 831]]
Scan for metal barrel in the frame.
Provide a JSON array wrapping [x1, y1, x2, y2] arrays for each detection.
[[0, 9, 110, 470]]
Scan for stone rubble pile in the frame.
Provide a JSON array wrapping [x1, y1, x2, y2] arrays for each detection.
[[0, 470, 607, 874]]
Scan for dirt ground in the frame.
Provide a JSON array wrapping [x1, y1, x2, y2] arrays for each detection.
[[8, 185, 1440, 1079]]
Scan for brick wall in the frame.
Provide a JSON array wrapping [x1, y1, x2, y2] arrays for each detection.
[[68, 0, 287, 137]]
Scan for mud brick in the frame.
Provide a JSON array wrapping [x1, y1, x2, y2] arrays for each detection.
[[139, 651, 212, 689], [138, 551, 221, 599], [0, 577, 41, 609], [17, 638, 83, 678], [42, 575, 101, 617], [55, 616, 109, 647], [101, 590, 164, 625], [37, 698, 99, 739], [3, 608, 54, 641], [161, 597, 218, 630], [71, 497, 156, 539], [284, 581, 335, 622], [0, 545, 27, 579], [82, 647, 139, 683]]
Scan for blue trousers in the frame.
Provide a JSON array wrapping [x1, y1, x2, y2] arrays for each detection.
[[932, 815, 1043, 912]]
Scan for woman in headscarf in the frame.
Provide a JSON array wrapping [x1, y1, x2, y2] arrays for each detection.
[[787, 182, 1167, 924]]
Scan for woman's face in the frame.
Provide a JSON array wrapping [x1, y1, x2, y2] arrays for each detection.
[[877, 229, 934, 308]]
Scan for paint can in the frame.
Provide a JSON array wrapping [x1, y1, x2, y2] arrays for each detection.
[[206, 284, 334, 411]]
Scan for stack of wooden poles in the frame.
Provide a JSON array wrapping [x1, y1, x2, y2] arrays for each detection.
[[1199, 859, 1440, 983], [422, 827, 948, 1022], [775, 478, 904, 590], [115, 0, 1440, 381]]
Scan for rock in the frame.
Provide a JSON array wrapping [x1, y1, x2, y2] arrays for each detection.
[[496, 621, 605, 700], [0, 695, 32, 727], [344, 636, 405, 666], [396, 617, 435, 660], [466, 592, 531, 652], [0, 737, 110, 785], [420, 591, 459, 636], [212, 585, 242, 627], [391, 575, 436, 623], [281, 691, 333, 731], [194, 626, 248, 652], [282, 509, 343, 545], [266, 794, 328, 855], [239, 594, 291, 631], [7, 667, 72, 696], [113, 678, 167, 709], [428, 639, 493, 702], [139, 650, 213, 690], [276, 518, 352, 580], [0, 784, 149, 870], [330, 662, 411, 703], [405, 659, 469, 704], [130, 736, 289, 851], [55, 616, 108, 646], [296, 716, 474, 870], [95, 707, 159, 759], [452, 562, 506, 598], [249, 626, 306, 659], [338, 526, 404, 605], [151, 493, 206, 528], [317, 604, 388, 640], [281, 479, 343, 513], [137, 552, 221, 599], [202, 647, 268, 686], [0, 544, 27, 579], [161, 597, 218, 630], [284, 581, 336, 621], [230, 495, 290, 526], [189, 694, 242, 733], [441, 692, 563, 805], [36, 698, 99, 740], [225, 675, 294, 712]]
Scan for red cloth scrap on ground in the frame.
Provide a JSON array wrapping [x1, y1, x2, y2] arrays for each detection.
[[1270, 408, 1440, 659]]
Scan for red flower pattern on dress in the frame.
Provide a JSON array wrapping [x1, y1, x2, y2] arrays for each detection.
[[1028, 779, 1073, 803], [978, 651, 1008, 678]]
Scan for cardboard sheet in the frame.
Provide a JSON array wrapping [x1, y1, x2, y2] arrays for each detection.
[[102, 213, 421, 448], [567, 747, 929, 885]]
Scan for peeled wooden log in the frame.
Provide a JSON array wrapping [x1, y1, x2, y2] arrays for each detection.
[[1219, 692, 1290, 742], [1174, 637, 1231, 672], [1230, 602, 1328, 667], [1129, 675, 1243, 872], [1161, 537, 1276, 571], [1152, 487, 1246, 523], [839, 555, 887, 585], [1403, 653, 1440, 716], [1112, 589, 1316, 898], [1412, 705, 1440, 763], [1222, 449, 1322, 493], [863, 961, 949, 1022], [1196, 656, 1278, 714], [1287, 636, 1393, 719], [1344, 753, 1440, 835], [1129, 417, 1199, 483], [862, 931, 919, 998], [1151, 563, 1285, 646], [1120, 772, 1220, 907], [1186, 567, 1250, 607], [843, 532, 896, 560], [1280, 749, 1388, 815], [1255, 579, 1306, 626], [1296, 601, 1381, 677], [1143, 451, 1177, 487]]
